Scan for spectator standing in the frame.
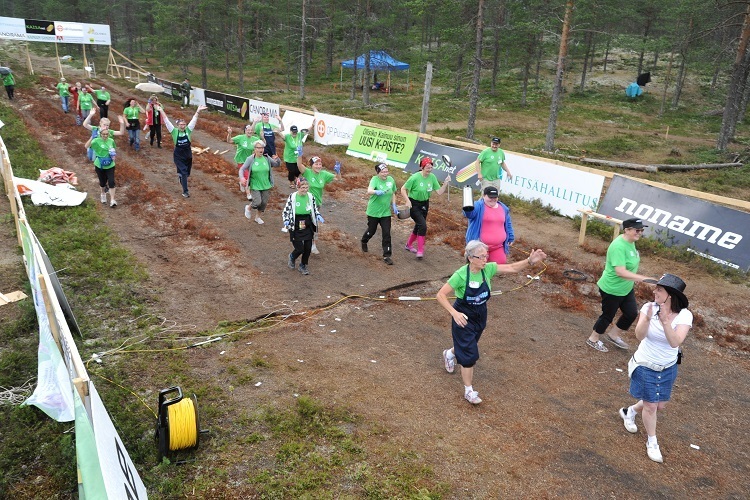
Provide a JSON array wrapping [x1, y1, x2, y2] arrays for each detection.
[[463, 186, 515, 264], [180, 78, 191, 108]]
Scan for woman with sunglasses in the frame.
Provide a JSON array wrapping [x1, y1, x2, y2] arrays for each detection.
[[437, 240, 547, 405], [587, 218, 657, 352]]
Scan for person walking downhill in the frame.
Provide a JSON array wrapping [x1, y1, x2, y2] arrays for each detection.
[[474, 136, 512, 192], [281, 125, 305, 188], [400, 156, 450, 259], [618, 274, 692, 464], [282, 178, 323, 276], [587, 218, 657, 352], [123, 98, 146, 151], [161, 105, 209, 198], [94, 86, 111, 118], [90, 127, 120, 207], [69, 81, 82, 124], [227, 124, 260, 190], [3, 70, 15, 100], [252, 112, 284, 158], [83, 106, 125, 161], [437, 240, 547, 405], [296, 154, 341, 255], [53, 77, 70, 113], [361, 163, 398, 265], [145, 95, 164, 148], [239, 140, 281, 224], [78, 86, 95, 120]]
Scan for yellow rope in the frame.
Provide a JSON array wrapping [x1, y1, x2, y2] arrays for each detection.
[[167, 398, 198, 451]]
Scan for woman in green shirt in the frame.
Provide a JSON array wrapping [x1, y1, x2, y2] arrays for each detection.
[[123, 99, 145, 151], [361, 163, 398, 265], [400, 156, 450, 259], [3, 71, 15, 100], [90, 128, 119, 207]]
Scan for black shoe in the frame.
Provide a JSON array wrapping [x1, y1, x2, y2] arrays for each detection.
[[288, 253, 296, 269], [157, 144, 162, 148], [182, 191, 190, 198], [298, 264, 310, 275], [383, 257, 393, 265], [361, 241, 368, 252]]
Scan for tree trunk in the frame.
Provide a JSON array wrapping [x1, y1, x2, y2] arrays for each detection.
[[717, 2, 750, 150], [671, 55, 686, 108], [300, 0, 308, 99], [420, 62, 433, 134], [521, 35, 534, 106], [544, 0, 574, 152], [579, 31, 593, 92], [454, 49, 465, 97], [490, 1, 505, 95], [363, 50, 371, 105], [534, 32, 543, 87], [637, 19, 651, 76], [238, 0, 245, 92], [603, 36, 610, 72], [658, 49, 674, 118], [467, 0, 485, 140]]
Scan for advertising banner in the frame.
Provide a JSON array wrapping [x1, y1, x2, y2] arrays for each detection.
[[204, 90, 225, 112], [313, 112, 360, 146], [81, 23, 111, 45], [24, 18, 56, 42], [599, 175, 750, 271], [247, 99, 281, 122], [54, 21, 84, 43], [501, 152, 605, 217], [405, 139, 479, 186], [346, 125, 419, 169], [0, 16, 26, 40], [281, 110, 314, 137], [225, 93, 250, 120]]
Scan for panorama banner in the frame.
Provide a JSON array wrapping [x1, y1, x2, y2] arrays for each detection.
[[599, 175, 750, 271], [0, 17, 111, 44], [346, 124, 419, 169]]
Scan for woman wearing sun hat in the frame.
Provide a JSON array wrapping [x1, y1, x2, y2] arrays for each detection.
[[618, 273, 692, 463], [587, 218, 657, 352], [400, 156, 450, 259]]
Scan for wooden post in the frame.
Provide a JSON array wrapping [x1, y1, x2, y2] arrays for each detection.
[[38, 275, 64, 355], [578, 211, 589, 246], [55, 43, 63, 78], [25, 44, 34, 74], [419, 62, 433, 134]]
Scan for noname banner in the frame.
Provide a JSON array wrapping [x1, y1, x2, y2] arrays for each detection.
[[405, 139, 479, 186], [313, 112, 360, 146], [346, 125, 419, 169], [0, 17, 111, 44], [599, 175, 750, 271]]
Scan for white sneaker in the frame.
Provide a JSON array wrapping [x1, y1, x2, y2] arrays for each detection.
[[442, 349, 455, 373], [311, 244, 320, 255], [255, 216, 264, 225], [647, 442, 663, 463], [465, 390, 482, 404], [244, 205, 252, 219], [100, 193, 107, 203], [619, 407, 637, 433], [246, 192, 253, 201]]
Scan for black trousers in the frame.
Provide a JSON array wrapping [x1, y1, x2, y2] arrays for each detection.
[[286, 161, 300, 183], [362, 216, 392, 257], [593, 288, 638, 334], [409, 198, 430, 236], [94, 166, 116, 189], [149, 124, 162, 145], [291, 239, 313, 266]]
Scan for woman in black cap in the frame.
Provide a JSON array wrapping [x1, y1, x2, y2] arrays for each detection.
[[587, 218, 657, 352], [618, 273, 692, 463]]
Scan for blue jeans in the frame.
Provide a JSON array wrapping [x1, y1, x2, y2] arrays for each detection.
[[128, 129, 140, 150], [61, 96, 69, 112]]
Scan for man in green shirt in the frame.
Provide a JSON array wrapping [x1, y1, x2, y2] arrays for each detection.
[[53, 77, 70, 112], [474, 136, 512, 192]]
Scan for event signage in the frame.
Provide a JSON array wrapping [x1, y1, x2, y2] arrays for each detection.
[[225, 93, 250, 120], [24, 18, 56, 42], [247, 99, 281, 121], [346, 125, 418, 168], [313, 112, 360, 146], [0, 17, 112, 44], [501, 152, 604, 217], [405, 139, 479, 186], [204, 90, 226, 112], [599, 175, 750, 271], [0, 16, 26, 40]]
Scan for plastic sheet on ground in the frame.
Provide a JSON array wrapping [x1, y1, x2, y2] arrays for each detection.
[[13, 176, 88, 206]]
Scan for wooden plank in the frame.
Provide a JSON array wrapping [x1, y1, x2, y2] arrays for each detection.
[[0, 290, 27, 305]]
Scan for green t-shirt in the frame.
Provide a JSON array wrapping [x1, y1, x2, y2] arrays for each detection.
[[94, 89, 110, 102], [366, 175, 396, 218], [79, 93, 94, 110], [56, 82, 70, 97], [232, 134, 260, 165], [282, 132, 304, 163], [477, 147, 506, 181], [170, 127, 192, 145], [293, 193, 313, 215], [248, 156, 272, 191], [91, 137, 116, 169], [254, 122, 280, 137], [447, 262, 498, 299], [302, 169, 335, 206], [403, 172, 441, 202], [124, 106, 141, 120], [3, 73, 15, 86], [597, 235, 640, 296]]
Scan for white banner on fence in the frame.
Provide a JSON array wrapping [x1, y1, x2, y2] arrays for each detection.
[[313, 112, 360, 146], [0, 16, 26, 40], [281, 110, 314, 136], [54, 21, 84, 44], [81, 23, 111, 46], [190, 87, 205, 107], [501, 152, 605, 218], [247, 99, 281, 122]]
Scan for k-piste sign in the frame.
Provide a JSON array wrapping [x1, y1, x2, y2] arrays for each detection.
[[346, 125, 418, 169], [599, 175, 750, 271]]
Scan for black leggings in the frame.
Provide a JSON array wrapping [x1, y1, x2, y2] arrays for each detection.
[[593, 288, 638, 334], [362, 216, 392, 257], [4, 85, 14, 99], [95, 166, 116, 189], [291, 239, 313, 266], [149, 124, 162, 145], [286, 161, 300, 183], [409, 198, 430, 236]]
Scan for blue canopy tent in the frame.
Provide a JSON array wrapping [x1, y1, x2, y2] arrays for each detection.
[[340, 51, 410, 93]]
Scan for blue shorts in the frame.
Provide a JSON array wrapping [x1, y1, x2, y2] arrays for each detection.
[[629, 363, 678, 403]]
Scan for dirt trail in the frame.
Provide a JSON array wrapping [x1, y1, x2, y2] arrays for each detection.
[[4, 68, 750, 497]]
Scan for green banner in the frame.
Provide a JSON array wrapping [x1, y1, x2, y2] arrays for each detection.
[[346, 125, 418, 169]]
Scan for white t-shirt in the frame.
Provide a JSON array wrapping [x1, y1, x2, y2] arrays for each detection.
[[634, 302, 693, 365]]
